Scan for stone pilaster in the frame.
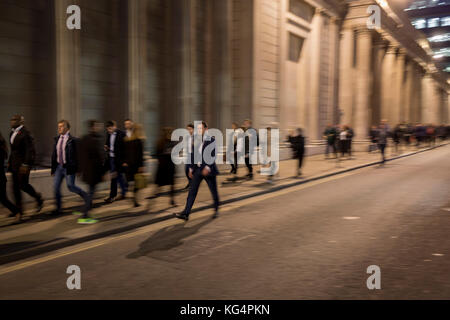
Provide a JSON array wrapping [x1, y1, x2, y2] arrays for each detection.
[[354, 27, 372, 140], [55, 0, 81, 135], [381, 44, 397, 125]]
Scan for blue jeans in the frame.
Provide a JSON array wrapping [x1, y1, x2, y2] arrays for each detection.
[[54, 165, 88, 212], [109, 157, 128, 198]]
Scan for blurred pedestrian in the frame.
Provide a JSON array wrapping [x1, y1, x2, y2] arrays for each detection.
[[392, 124, 403, 155], [323, 124, 337, 159], [123, 123, 145, 207], [377, 122, 390, 164], [124, 119, 134, 138], [346, 125, 354, 158], [182, 123, 194, 191], [78, 120, 105, 224], [338, 125, 349, 159], [175, 122, 219, 221], [50, 120, 88, 216], [0, 131, 21, 222], [8, 115, 43, 216], [153, 127, 177, 207], [243, 119, 258, 180], [369, 125, 378, 153], [104, 120, 128, 203], [229, 122, 240, 175], [288, 128, 305, 177]]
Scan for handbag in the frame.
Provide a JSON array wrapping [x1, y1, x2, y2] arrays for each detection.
[[134, 173, 148, 190]]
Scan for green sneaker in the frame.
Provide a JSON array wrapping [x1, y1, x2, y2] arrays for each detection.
[[72, 211, 83, 216], [77, 218, 98, 224]]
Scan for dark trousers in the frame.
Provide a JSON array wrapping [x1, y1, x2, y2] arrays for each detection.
[[245, 156, 253, 176], [109, 157, 128, 198], [185, 164, 192, 186], [54, 165, 88, 212], [83, 184, 96, 218], [184, 169, 219, 216], [325, 142, 337, 157], [11, 169, 40, 212], [1, 170, 19, 215], [297, 154, 304, 172], [378, 143, 386, 163], [231, 151, 238, 174]]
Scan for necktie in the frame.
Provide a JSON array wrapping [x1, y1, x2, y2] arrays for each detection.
[[59, 136, 64, 166]]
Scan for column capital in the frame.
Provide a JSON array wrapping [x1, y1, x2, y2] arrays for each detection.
[[314, 7, 325, 15], [386, 44, 398, 54], [354, 26, 372, 35], [397, 48, 407, 56]]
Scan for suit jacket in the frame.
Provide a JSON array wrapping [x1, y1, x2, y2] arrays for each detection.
[[288, 135, 305, 158], [79, 132, 106, 186], [8, 126, 35, 172], [123, 138, 144, 181], [51, 134, 79, 175], [188, 135, 219, 176], [105, 129, 126, 172]]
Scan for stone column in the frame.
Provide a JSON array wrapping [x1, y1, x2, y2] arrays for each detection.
[[309, 8, 323, 141], [354, 28, 372, 141], [421, 72, 433, 123], [127, 0, 147, 123], [403, 58, 414, 123], [180, 0, 196, 126], [55, 0, 81, 135], [328, 17, 339, 126], [338, 26, 354, 127], [381, 44, 396, 125], [394, 49, 405, 124]]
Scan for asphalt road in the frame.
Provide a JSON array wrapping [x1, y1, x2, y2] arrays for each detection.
[[0, 145, 449, 299]]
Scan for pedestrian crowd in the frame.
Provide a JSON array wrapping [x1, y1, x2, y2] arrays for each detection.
[[1, 114, 449, 225]]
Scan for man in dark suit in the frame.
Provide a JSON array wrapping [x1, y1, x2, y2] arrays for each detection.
[[78, 120, 106, 224], [175, 121, 220, 221], [8, 115, 43, 216], [104, 120, 128, 203], [51, 120, 88, 215], [243, 119, 258, 180], [0, 131, 21, 222]]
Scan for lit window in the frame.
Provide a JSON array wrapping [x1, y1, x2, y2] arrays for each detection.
[[412, 19, 427, 29], [428, 17, 440, 28], [441, 16, 450, 27], [428, 33, 450, 42]]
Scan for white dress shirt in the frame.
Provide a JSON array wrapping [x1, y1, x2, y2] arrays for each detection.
[[109, 132, 117, 157], [57, 132, 70, 164], [10, 125, 23, 145]]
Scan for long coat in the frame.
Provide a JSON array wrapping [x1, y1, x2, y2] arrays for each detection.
[[155, 139, 177, 186], [123, 138, 144, 182], [79, 132, 106, 186]]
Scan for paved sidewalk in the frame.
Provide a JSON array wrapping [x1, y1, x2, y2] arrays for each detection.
[[0, 142, 447, 265]]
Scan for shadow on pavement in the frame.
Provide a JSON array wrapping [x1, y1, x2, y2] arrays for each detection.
[[126, 218, 214, 259]]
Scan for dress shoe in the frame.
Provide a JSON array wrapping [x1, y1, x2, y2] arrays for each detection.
[[174, 212, 189, 221], [12, 213, 22, 224], [104, 197, 115, 204], [212, 211, 219, 219], [36, 195, 44, 213], [116, 195, 126, 201]]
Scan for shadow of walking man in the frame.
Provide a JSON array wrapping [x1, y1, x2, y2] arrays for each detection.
[[126, 218, 214, 259]]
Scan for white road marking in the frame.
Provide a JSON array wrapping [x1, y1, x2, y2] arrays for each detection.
[[432, 253, 444, 257], [342, 216, 360, 220]]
